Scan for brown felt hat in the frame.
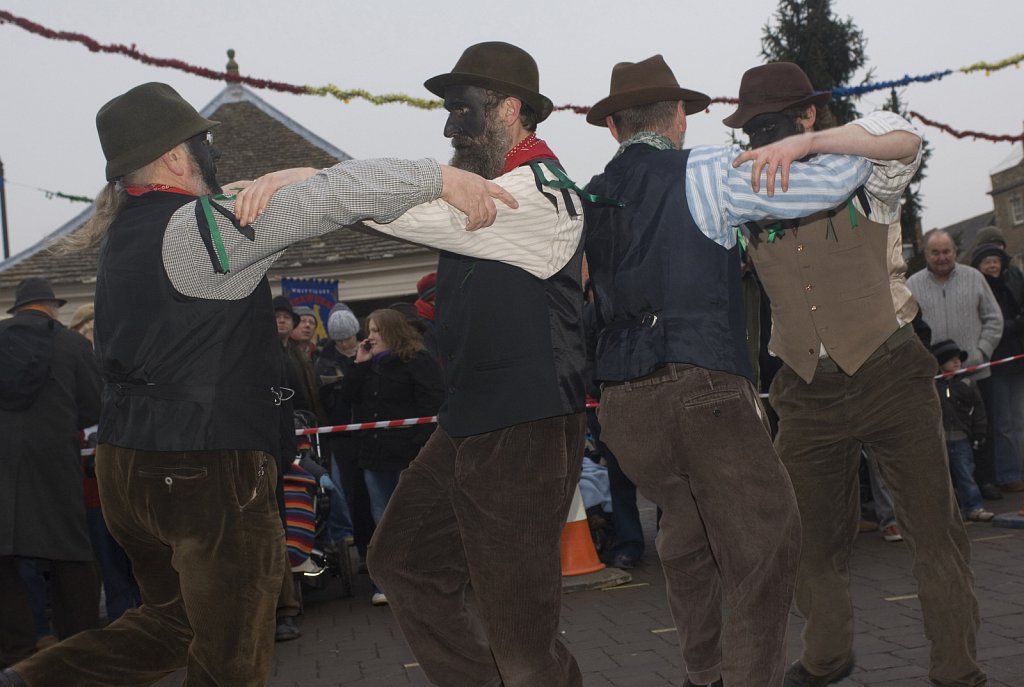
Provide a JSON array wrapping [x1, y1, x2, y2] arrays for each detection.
[[424, 42, 553, 123], [587, 55, 710, 127], [722, 62, 831, 129], [97, 82, 219, 181]]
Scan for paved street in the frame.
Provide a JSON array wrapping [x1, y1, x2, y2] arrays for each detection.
[[254, 490, 1024, 687]]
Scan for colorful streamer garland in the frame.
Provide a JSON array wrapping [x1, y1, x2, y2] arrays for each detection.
[[0, 9, 1022, 142]]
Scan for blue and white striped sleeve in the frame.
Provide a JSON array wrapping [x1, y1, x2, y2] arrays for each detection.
[[685, 145, 873, 249]]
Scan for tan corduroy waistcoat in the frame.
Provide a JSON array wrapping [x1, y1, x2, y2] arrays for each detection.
[[745, 199, 913, 383]]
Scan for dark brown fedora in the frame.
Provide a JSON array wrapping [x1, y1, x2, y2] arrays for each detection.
[[587, 55, 710, 127], [722, 62, 831, 129], [424, 42, 553, 122]]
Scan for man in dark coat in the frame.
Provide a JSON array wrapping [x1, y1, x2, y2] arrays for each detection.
[[0, 278, 102, 666]]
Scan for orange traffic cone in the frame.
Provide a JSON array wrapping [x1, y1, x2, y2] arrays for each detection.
[[560, 486, 605, 576]]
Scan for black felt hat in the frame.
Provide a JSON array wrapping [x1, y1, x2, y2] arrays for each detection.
[[96, 82, 219, 181], [8, 277, 67, 313], [424, 42, 553, 123], [273, 295, 299, 327]]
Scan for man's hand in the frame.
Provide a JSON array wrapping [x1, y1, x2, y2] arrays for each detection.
[[233, 168, 318, 226], [439, 166, 518, 231], [732, 133, 814, 197]]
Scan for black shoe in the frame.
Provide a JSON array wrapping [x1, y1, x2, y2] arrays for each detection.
[[609, 553, 638, 569], [684, 679, 723, 687], [980, 483, 1005, 501], [275, 616, 301, 642], [0, 669, 29, 687], [783, 657, 854, 686]]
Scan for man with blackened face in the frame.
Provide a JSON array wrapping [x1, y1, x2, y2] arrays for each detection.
[[723, 63, 985, 687], [363, 42, 591, 687]]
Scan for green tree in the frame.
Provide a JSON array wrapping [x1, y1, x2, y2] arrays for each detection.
[[882, 88, 932, 275], [761, 0, 870, 125]]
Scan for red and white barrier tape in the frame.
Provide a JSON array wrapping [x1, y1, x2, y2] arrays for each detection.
[[79, 357, 1024, 457]]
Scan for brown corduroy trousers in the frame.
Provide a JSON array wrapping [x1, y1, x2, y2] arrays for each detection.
[[368, 414, 585, 687], [770, 330, 986, 687], [13, 446, 284, 687], [599, 364, 801, 687]]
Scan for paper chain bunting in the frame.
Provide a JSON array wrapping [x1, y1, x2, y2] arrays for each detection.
[[1, 9, 1021, 142]]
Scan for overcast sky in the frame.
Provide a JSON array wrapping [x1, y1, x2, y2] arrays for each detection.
[[1, 0, 1022, 259]]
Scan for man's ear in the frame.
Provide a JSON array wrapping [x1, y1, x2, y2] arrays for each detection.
[[502, 97, 523, 126], [606, 116, 622, 143], [160, 144, 189, 178]]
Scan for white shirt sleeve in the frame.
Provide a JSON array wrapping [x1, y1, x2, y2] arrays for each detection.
[[848, 110, 923, 223], [364, 164, 584, 280]]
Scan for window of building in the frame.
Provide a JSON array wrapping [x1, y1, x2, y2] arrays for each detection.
[[1013, 194, 1024, 226]]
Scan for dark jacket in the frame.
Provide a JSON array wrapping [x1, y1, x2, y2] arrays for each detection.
[[341, 350, 444, 472], [0, 311, 101, 560], [585, 145, 752, 383], [983, 272, 1024, 376], [433, 158, 587, 437], [94, 191, 281, 456], [936, 375, 987, 442]]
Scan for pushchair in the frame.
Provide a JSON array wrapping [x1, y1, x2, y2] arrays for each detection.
[[284, 410, 353, 599]]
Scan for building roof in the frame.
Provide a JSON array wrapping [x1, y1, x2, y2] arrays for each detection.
[[0, 81, 433, 290]]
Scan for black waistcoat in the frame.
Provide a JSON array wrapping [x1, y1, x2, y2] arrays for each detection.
[[433, 166, 587, 437], [94, 191, 281, 456], [584, 144, 752, 383]]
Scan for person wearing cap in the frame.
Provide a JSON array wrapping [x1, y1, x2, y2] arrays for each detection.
[[972, 242, 1024, 493], [314, 304, 364, 558], [932, 339, 995, 525], [581, 55, 923, 687], [0, 278, 102, 669], [0, 82, 513, 687], [720, 64, 987, 687], [289, 305, 320, 361]]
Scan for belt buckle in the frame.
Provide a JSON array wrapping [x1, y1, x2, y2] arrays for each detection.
[[640, 313, 659, 328]]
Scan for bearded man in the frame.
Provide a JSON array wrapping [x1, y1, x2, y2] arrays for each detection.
[[0, 82, 511, 687], [234, 41, 589, 687], [365, 42, 589, 687]]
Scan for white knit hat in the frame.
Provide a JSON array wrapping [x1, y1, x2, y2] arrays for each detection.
[[328, 306, 360, 341]]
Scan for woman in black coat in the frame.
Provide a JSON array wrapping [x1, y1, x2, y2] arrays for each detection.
[[341, 308, 444, 524]]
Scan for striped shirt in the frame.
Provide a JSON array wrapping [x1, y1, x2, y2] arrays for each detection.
[[688, 110, 919, 249], [163, 158, 442, 300], [365, 163, 583, 280]]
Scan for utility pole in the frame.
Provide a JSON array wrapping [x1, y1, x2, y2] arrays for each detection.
[[0, 157, 9, 260]]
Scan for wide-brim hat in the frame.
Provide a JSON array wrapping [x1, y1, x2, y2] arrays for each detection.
[[8, 277, 67, 313], [587, 55, 711, 127], [723, 62, 831, 129], [97, 82, 219, 181], [930, 339, 968, 367], [424, 42, 553, 123]]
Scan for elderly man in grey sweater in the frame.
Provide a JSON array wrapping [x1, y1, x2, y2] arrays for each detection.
[[909, 230, 1002, 376]]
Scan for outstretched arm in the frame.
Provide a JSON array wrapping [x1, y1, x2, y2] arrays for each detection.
[[733, 111, 922, 195], [233, 165, 516, 230]]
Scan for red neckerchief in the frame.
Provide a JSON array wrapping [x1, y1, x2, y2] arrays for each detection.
[[123, 183, 195, 197], [501, 133, 558, 175]]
